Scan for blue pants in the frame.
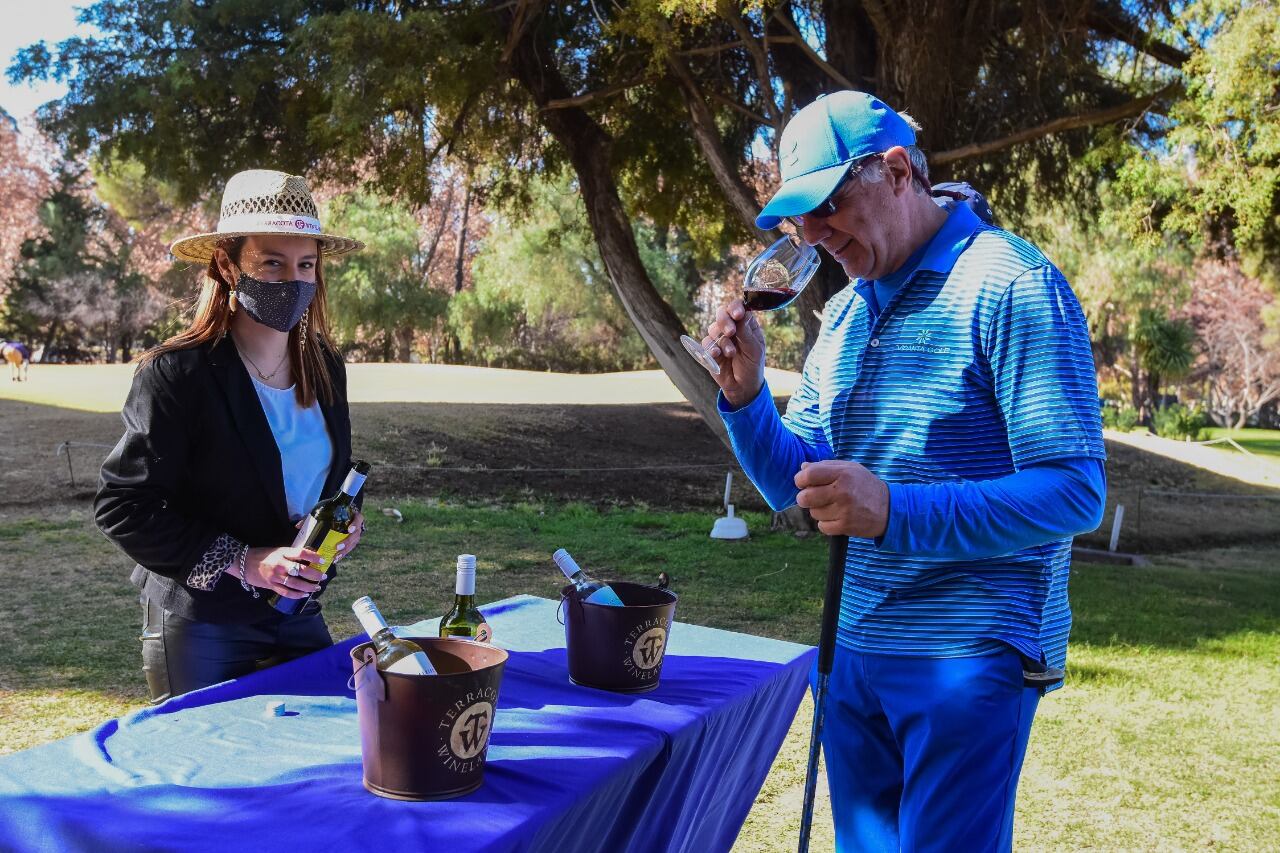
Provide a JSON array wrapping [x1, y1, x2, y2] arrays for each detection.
[[816, 647, 1041, 852]]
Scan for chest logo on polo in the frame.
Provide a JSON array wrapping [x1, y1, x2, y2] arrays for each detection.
[[893, 327, 951, 354]]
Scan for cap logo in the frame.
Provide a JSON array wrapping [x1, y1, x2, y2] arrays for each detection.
[[782, 138, 801, 170]]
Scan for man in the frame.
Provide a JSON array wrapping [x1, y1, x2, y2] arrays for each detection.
[[702, 91, 1106, 850]]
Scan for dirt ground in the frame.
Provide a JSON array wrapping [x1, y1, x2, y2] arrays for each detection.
[[3, 394, 1278, 552]]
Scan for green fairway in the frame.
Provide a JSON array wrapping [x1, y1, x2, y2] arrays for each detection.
[[1202, 427, 1280, 459], [3, 501, 1277, 848]]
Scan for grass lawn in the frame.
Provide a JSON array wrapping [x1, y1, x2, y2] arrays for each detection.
[[1202, 427, 1280, 460], [2, 501, 1277, 849]]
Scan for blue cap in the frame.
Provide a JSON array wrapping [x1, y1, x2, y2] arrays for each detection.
[[756, 91, 917, 230]]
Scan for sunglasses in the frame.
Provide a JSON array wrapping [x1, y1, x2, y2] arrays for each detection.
[[787, 153, 883, 227]]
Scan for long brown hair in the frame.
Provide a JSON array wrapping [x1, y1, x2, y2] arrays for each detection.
[[139, 238, 338, 408]]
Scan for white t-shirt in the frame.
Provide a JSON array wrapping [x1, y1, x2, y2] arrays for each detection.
[[250, 377, 334, 521]]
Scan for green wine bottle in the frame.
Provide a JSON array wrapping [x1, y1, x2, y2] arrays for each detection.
[[269, 459, 371, 614], [352, 596, 436, 675], [439, 554, 492, 642]]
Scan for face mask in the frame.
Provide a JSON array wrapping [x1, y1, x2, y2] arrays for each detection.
[[233, 273, 317, 333]]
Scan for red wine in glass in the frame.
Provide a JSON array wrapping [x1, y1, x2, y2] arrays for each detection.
[[680, 235, 819, 376], [742, 286, 801, 312]]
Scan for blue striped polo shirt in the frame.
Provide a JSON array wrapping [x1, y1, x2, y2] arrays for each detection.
[[721, 204, 1106, 669]]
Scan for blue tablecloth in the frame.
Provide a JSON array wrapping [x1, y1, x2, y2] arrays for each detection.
[[0, 595, 813, 853]]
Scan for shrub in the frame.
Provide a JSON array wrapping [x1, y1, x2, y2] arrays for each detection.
[[1102, 402, 1142, 432], [1152, 403, 1208, 441]]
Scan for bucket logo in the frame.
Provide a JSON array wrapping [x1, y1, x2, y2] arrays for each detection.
[[450, 701, 493, 759], [436, 687, 498, 773], [632, 628, 666, 670], [623, 617, 670, 681]]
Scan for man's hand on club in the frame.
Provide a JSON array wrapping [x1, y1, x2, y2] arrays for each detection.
[[794, 460, 890, 539]]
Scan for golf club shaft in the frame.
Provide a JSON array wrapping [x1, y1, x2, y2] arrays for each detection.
[[797, 533, 849, 853], [798, 670, 830, 853]]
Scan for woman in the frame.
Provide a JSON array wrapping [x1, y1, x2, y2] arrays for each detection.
[[96, 169, 367, 702]]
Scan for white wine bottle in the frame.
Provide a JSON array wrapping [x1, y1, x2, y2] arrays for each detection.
[[554, 549, 625, 607], [352, 596, 437, 676], [270, 460, 371, 615], [439, 554, 492, 642]]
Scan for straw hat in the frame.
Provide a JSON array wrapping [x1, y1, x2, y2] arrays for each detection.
[[169, 169, 364, 263]]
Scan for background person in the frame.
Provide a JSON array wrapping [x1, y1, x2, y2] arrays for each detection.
[[96, 169, 367, 702], [703, 91, 1106, 850]]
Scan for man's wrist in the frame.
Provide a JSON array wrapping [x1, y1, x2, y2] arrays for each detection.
[[875, 482, 908, 551], [723, 381, 765, 411]]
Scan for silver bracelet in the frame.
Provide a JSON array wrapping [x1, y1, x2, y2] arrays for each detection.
[[236, 544, 260, 599]]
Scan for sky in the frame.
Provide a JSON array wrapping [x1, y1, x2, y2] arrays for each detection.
[[0, 0, 94, 122]]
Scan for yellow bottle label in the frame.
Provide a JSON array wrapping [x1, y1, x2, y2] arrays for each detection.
[[312, 529, 349, 571]]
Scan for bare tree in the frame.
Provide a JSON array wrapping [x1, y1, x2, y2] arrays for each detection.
[[1182, 258, 1280, 429], [0, 119, 51, 296]]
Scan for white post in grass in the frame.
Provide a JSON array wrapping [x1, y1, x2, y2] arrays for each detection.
[[1109, 504, 1125, 553]]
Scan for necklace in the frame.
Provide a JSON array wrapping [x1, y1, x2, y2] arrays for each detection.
[[237, 343, 290, 383]]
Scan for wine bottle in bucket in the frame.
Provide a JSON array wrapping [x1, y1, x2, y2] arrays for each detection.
[[554, 549, 625, 607], [439, 554, 492, 642], [352, 596, 437, 676]]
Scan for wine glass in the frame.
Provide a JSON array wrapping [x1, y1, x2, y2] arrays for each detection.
[[680, 234, 820, 375]]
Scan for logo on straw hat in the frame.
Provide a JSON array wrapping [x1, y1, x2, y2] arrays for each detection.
[[169, 168, 363, 263]]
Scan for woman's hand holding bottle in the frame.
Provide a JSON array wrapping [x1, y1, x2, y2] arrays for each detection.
[[333, 510, 365, 561], [231, 545, 328, 598]]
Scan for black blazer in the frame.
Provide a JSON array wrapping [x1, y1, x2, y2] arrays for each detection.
[[95, 335, 356, 624]]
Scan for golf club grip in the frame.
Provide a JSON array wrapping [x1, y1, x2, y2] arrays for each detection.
[[817, 535, 848, 676]]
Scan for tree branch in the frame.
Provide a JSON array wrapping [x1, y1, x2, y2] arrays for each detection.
[[501, 0, 549, 65], [1086, 0, 1191, 69], [666, 54, 777, 239], [718, 0, 782, 130], [678, 36, 797, 57], [540, 76, 651, 110], [931, 83, 1178, 165], [772, 10, 855, 91], [703, 89, 770, 126], [419, 182, 454, 279]]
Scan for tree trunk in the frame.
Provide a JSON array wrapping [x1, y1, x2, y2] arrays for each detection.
[[41, 324, 60, 362], [453, 176, 472, 294], [1130, 353, 1143, 418], [666, 53, 777, 240], [823, 0, 879, 96], [507, 15, 728, 444], [395, 326, 413, 362], [419, 183, 454, 277], [764, 8, 851, 349]]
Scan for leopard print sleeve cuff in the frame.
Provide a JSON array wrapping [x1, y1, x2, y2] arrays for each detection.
[[186, 533, 245, 591]]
